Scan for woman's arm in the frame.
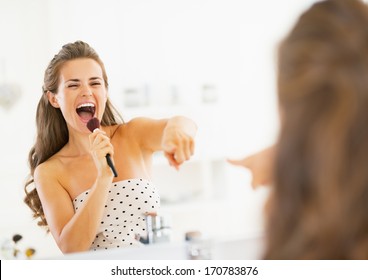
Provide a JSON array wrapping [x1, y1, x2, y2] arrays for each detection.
[[34, 163, 111, 253], [129, 116, 197, 169], [34, 130, 114, 253]]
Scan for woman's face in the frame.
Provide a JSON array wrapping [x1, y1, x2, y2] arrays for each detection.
[[50, 58, 107, 133]]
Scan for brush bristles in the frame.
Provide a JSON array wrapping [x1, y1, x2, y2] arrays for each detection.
[[87, 117, 100, 132]]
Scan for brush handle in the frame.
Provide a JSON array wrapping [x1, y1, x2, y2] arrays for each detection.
[[87, 118, 118, 177], [106, 154, 118, 177]]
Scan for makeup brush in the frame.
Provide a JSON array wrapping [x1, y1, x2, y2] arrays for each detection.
[[87, 117, 118, 177], [86, 117, 100, 132]]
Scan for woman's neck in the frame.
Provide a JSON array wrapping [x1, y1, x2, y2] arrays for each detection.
[[64, 125, 94, 156]]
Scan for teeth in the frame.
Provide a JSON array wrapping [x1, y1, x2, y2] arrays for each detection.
[[77, 103, 95, 109]]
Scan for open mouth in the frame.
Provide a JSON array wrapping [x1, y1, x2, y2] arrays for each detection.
[[76, 103, 96, 122]]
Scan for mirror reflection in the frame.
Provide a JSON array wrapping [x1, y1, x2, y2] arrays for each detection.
[[0, 0, 317, 259]]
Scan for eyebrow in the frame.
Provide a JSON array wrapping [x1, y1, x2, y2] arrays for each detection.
[[65, 77, 103, 83], [90, 77, 103, 81]]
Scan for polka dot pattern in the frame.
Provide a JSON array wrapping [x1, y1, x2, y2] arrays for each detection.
[[73, 178, 160, 251]]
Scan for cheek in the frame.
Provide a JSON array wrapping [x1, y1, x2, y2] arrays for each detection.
[[97, 97, 107, 116], [100, 102, 107, 115], [102, 91, 108, 107], [57, 96, 74, 115]]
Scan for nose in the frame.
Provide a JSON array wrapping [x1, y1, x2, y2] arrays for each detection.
[[80, 85, 93, 97], [81, 91, 92, 97]]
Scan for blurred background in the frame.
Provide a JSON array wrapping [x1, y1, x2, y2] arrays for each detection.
[[0, 0, 319, 258]]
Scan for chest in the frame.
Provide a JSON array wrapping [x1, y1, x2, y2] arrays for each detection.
[[59, 140, 152, 200], [59, 157, 97, 199]]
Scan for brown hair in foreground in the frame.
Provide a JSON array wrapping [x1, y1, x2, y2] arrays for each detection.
[[265, 0, 368, 259]]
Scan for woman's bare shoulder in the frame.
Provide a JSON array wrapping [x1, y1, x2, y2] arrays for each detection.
[[103, 122, 129, 141], [124, 117, 166, 131], [34, 156, 63, 183], [107, 118, 147, 138]]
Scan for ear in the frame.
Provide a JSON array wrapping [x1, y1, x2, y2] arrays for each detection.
[[47, 91, 60, 108]]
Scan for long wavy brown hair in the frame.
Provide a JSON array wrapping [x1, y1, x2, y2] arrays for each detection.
[[24, 41, 124, 229], [264, 0, 368, 259]]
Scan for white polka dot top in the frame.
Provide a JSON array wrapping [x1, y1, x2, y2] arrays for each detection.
[[72, 178, 160, 251]]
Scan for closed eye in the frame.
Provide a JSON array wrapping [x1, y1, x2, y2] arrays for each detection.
[[90, 77, 103, 87]]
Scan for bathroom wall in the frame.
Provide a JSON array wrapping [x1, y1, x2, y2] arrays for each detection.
[[0, 0, 318, 258]]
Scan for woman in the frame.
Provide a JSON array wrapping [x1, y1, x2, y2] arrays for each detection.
[[24, 41, 197, 254], [266, 0, 368, 259], [231, 0, 368, 259]]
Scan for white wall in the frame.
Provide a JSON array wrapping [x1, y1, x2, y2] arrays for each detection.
[[0, 0, 318, 258]]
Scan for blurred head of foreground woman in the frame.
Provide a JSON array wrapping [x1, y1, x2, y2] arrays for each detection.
[[265, 0, 368, 259]]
